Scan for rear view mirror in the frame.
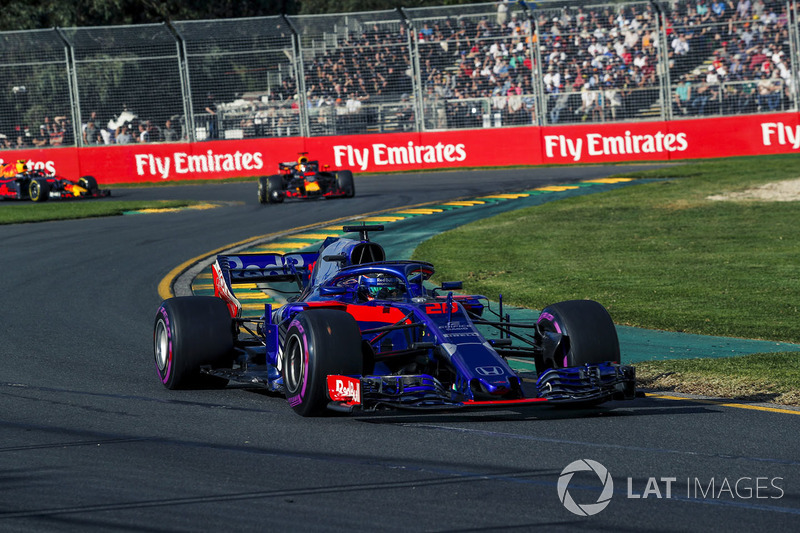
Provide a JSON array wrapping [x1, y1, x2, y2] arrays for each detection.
[[320, 286, 346, 296]]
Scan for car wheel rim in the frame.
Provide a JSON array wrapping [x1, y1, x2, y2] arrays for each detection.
[[155, 319, 169, 371], [285, 334, 304, 393]]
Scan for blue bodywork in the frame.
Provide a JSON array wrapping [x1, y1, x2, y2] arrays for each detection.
[[211, 226, 636, 411]]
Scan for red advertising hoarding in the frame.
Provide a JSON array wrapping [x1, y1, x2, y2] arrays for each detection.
[[1, 113, 797, 184]]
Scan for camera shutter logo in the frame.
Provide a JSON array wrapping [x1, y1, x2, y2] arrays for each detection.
[[557, 459, 614, 516]]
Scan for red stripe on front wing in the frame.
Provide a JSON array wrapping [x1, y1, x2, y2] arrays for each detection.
[[462, 398, 549, 406]]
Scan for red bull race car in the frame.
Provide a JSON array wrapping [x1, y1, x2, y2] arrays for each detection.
[[153, 225, 636, 417], [0, 160, 110, 202], [257, 154, 355, 204]]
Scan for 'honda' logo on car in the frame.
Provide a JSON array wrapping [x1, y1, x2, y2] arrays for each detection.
[[476, 366, 504, 376]]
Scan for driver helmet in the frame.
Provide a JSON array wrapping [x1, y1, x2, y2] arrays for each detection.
[[16, 159, 27, 173], [359, 273, 404, 300], [296, 155, 309, 172]]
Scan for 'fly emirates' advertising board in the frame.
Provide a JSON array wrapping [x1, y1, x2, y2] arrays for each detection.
[[2, 114, 798, 184]]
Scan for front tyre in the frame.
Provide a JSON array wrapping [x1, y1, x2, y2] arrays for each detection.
[[154, 296, 234, 389], [267, 175, 284, 203], [335, 170, 355, 198], [29, 179, 50, 202], [78, 176, 99, 195], [536, 299, 620, 371], [282, 309, 363, 416]]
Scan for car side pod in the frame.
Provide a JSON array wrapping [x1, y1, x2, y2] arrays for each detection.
[[536, 363, 636, 404]]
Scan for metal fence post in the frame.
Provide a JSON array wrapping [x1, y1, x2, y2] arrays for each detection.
[[532, 11, 546, 126], [652, 2, 671, 121], [168, 22, 195, 143], [283, 15, 309, 137], [788, 0, 799, 111], [398, 8, 423, 133], [55, 28, 82, 147]]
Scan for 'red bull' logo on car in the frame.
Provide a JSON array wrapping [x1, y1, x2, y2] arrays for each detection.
[[0, 163, 17, 178], [327, 375, 361, 404], [0, 158, 57, 175]]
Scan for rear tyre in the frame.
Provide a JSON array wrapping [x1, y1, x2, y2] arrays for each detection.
[[267, 175, 284, 204], [29, 179, 50, 202], [153, 296, 234, 389], [282, 309, 363, 416], [335, 170, 355, 198], [536, 299, 620, 371], [257, 176, 268, 204]]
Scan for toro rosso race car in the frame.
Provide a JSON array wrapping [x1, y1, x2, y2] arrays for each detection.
[[257, 154, 355, 204], [153, 225, 635, 416], [0, 160, 110, 202]]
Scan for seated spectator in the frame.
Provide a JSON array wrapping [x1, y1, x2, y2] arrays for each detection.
[[138, 122, 150, 143], [116, 124, 132, 144], [691, 79, 718, 115], [162, 119, 178, 142], [604, 80, 623, 120], [756, 71, 781, 111], [33, 125, 49, 147], [674, 76, 692, 115], [83, 120, 99, 145]]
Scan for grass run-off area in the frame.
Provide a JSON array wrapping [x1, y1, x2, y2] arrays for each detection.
[[0, 199, 201, 224], [412, 155, 800, 405]]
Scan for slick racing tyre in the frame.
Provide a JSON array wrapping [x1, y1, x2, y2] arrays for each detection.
[[29, 179, 50, 202], [154, 296, 234, 389], [335, 170, 355, 198], [282, 309, 363, 416], [536, 299, 620, 370], [257, 176, 268, 204], [267, 175, 284, 204], [78, 175, 99, 195]]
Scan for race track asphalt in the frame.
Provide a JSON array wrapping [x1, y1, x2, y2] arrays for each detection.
[[1, 165, 799, 532]]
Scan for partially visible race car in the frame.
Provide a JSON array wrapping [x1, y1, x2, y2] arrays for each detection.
[[257, 154, 355, 204], [0, 160, 111, 202], [153, 225, 636, 417]]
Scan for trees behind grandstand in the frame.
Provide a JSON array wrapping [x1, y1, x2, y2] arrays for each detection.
[[1, 0, 475, 31]]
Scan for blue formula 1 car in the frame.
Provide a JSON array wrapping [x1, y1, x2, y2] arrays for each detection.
[[153, 225, 635, 416]]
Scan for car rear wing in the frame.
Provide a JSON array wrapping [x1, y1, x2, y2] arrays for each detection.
[[213, 252, 318, 317], [217, 252, 317, 284]]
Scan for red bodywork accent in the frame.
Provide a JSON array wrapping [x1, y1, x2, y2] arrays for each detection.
[[344, 304, 410, 324]]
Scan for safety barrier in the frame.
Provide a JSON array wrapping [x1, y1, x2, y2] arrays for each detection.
[[2, 111, 797, 184]]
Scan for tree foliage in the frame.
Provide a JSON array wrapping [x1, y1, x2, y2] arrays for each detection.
[[1, 0, 484, 31]]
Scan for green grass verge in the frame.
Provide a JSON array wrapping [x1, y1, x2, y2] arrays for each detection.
[[637, 353, 800, 406], [0, 200, 203, 224], [412, 154, 800, 403], [413, 155, 800, 343]]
